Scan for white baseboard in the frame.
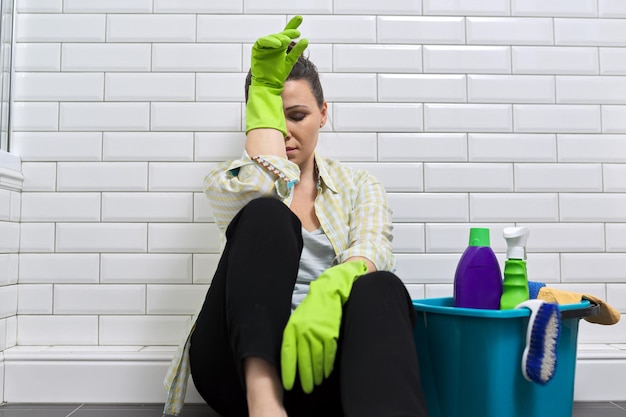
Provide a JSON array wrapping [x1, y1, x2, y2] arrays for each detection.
[[1, 345, 625, 404]]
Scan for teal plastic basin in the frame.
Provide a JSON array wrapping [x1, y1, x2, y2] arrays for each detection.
[[412, 297, 597, 417]]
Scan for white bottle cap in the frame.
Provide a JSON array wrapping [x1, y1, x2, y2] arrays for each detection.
[[503, 226, 529, 260]]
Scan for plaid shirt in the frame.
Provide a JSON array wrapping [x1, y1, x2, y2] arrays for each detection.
[[162, 152, 395, 416]]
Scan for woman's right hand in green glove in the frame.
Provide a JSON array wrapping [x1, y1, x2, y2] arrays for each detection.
[[246, 16, 308, 136]]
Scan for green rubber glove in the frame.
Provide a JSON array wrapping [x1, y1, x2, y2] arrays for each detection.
[[281, 260, 368, 393], [246, 15, 309, 136]]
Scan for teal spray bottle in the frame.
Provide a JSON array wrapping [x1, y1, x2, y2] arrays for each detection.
[[499, 226, 530, 310]]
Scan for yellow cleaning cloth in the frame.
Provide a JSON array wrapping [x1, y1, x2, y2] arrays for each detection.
[[537, 287, 621, 325]]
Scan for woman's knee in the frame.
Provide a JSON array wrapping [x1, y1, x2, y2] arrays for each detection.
[[227, 197, 301, 239], [351, 270, 407, 298]]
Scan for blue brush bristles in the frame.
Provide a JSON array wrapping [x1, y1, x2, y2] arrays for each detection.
[[516, 299, 562, 385]]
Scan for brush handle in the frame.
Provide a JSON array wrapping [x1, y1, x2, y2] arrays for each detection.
[[500, 259, 530, 310]]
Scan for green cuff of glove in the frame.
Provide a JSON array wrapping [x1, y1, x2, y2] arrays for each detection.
[[245, 85, 287, 137]]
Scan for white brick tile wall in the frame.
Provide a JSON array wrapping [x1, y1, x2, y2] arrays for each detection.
[[377, 17, 465, 44], [7, 3, 626, 361], [22, 192, 101, 222], [101, 254, 192, 284], [466, 18, 554, 45], [14, 44, 60, 71], [54, 285, 146, 315], [62, 44, 151, 72]]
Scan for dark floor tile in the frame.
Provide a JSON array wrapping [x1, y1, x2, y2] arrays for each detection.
[[574, 401, 623, 409], [0, 404, 79, 417], [573, 409, 626, 417], [615, 402, 626, 410]]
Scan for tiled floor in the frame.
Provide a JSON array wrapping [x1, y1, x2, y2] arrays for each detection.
[[0, 402, 625, 416]]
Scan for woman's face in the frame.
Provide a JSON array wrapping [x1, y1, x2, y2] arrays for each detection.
[[281, 79, 327, 171]]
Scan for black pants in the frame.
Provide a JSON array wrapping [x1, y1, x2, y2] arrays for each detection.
[[189, 198, 428, 417]]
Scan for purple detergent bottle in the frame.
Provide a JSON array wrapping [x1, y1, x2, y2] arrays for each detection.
[[453, 227, 503, 309]]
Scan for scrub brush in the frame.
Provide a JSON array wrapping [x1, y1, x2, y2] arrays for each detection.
[[516, 299, 561, 385]]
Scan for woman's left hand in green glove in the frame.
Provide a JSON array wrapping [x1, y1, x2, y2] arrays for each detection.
[[281, 260, 368, 394]]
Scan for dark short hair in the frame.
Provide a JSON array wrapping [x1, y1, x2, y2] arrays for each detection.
[[245, 42, 325, 108]]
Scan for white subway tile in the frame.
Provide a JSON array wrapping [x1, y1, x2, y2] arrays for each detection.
[[19, 163, 56, 192], [513, 105, 601, 133], [600, 0, 626, 17], [607, 224, 626, 252], [19, 223, 55, 252], [404, 285, 426, 300], [62, 44, 151, 72], [425, 163, 513, 192], [319, 74, 376, 102], [193, 192, 214, 223], [468, 75, 555, 104], [288, 15, 376, 43], [152, 44, 242, 72], [425, 104, 512, 133], [335, 0, 419, 14], [423, 0, 510, 16], [378, 74, 466, 103], [602, 106, 626, 133], [195, 133, 245, 162], [63, 0, 152, 13], [391, 223, 425, 253], [606, 284, 626, 312], [11, 102, 58, 132], [16, 14, 105, 42], [424, 284, 453, 298], [17, 0, 62, 12], [0, 286, 17, 319], [604, 164, 626, 192], [106, 15, 195, 42], [196, 73, 246, 102], [333, 103, 422, 132], [343, 162, 423, 192], [560, 194, 626, 222], [154, 0, 242, 13], [13, 72, 104, 101], [99, 316, 190, 345], [378, 133, 468, 162], [105, 73, 194, 101], [512, 47, 599, 75], [151, 103, 240, 132], [0, 254, 11, 286], [18, 254, 99, 284], [316, 133, 377, 162], [148, 223, 220, 253], [425, 223, 510, 253], [377, 16, 464, 44], [193, 254, 220, 284], [54, 285, 145, 315], [12, 132, 102, 162], [515, 163, 603, 192], [333, 45, 421, 73], [18, 316, 98, 345], [557, 76, 626, 104], [470, 193, 559, 222], [469, 133, 557, 162], [146, 284, 208, 315], [524, 253, 561, 283], [60, 103, 149, 132], [0, 190, 11, 221], [0, 223, 17, 253], [57, 162, 147, 191], [467, 18, 553, 45], [103, 132, 193, 162], [14, 43, 60, 71], [102, 192, 193, 222], [512, 0, 597, 17], [101, 254, 192, 284], [56, 223, 148, 253], [197, 15, 285, 43], [517, 223, 605, 252], [17, 285, 53, 314], [395, 253, 459, 284], [600, 48, 626, 75], [562, 254, 626, 282], [424, 46, 511, 74], [387, 193, 469, 222], [5, 316, 16, 347], [148, 162, 214, 192], [558, 134, 626, 162], [245, 0, 330, 13], [21, 192, 100, 222], [555, 18, 626, 46]]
